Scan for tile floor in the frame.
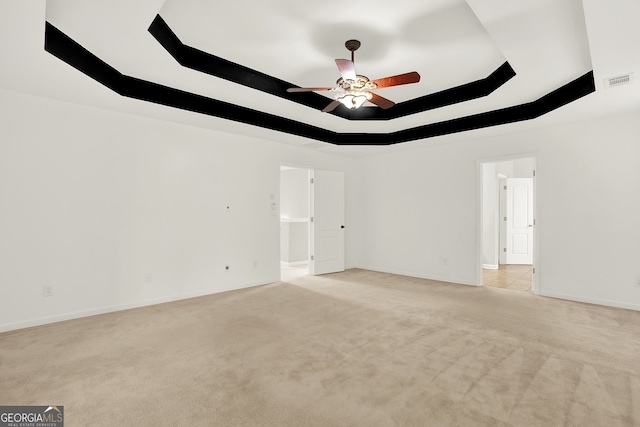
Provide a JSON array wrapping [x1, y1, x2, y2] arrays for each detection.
[[483, 264, 532, 292]]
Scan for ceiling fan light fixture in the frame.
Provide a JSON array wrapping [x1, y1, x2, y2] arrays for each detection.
[[287, 40, 420, 113], [337, 91, 372, 110]]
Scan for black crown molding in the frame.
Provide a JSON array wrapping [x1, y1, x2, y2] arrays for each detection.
[[44, 21, 595, 146], [148, 15, 516, 120]]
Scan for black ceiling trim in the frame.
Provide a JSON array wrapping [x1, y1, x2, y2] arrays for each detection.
[[338, 61, 516, 121], [147, 15, 332, 114], [44, 22, 338, 144], [44, 21, 595, 146], [381, 71, 595, 145], [148, 15, 516, 121]]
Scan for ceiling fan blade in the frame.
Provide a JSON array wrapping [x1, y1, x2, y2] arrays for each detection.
[[287, 87, 335, 93], [369, 92, 395, 109], [322, 100, 342, 113], [335, 59, 357, 81], [372, 72, 420, 88]]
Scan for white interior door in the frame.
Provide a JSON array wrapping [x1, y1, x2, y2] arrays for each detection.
[[310, 170, 345, 275], [505, 178, 534, 264]]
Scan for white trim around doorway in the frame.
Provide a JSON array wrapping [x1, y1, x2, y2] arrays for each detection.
[[476, 153, 540, 295]]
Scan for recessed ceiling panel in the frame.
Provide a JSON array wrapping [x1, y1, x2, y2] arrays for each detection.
[[158, 0, 507, 103]]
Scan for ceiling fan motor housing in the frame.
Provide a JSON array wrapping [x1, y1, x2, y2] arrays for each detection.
[[336, 75, 377, 91], [345, 39, 361, 52]]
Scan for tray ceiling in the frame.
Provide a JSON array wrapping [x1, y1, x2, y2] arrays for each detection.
[[1, 0, 639, 156]]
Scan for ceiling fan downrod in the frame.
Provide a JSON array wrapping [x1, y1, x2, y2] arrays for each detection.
[[345, 39, 361, 63]]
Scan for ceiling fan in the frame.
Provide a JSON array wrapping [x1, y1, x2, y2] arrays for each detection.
[[287, 40, 420, 113]]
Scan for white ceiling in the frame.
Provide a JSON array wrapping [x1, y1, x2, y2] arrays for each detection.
[[1, 0, 639, 157]]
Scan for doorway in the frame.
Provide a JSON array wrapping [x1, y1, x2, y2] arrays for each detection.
[[279, 166, 346, 281], [280, 166, 311, 281], [479, 156, 537, 293]]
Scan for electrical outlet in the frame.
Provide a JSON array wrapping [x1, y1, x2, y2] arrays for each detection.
[[253, 260, 258, 269], [145, 273, 152, 283], [43, 285, 54, 297], [635, 277, 640, 288], [441, 257, 449, 266]]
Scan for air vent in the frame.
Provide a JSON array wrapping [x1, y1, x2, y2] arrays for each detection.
[[604, 73, 634, 89]]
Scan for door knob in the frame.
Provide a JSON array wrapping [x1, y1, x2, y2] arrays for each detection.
[[341, 225, 345, 229]]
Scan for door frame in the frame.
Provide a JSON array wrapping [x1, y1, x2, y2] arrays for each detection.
[[476, 153, 540, 294], [498, 174, 507, 265]]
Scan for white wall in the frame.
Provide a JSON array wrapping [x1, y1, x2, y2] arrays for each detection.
[[0, 90, 357, 331], [280, 168, 309, 219], [355, 112, 640, 310], [2, 88, 640, 331], [511, 158, 534, 178]]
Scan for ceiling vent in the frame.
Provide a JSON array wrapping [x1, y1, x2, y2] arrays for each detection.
[[604, 73, 634, 89]]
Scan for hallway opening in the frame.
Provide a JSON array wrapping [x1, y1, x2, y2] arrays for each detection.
[[480, 156, 537, 293]]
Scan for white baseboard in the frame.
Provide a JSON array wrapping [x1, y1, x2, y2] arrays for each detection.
[[281, 261, 308, 267], [0, 279, 275, 333], [352, 266, 640, 312], [352, 265, 478, 287], [7, 274, 637, 333], [482, 264, 499, 270], [539, 291, 640, 312]]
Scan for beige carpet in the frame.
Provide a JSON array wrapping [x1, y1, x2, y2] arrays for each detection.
[[2, 269, 640, 426]]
